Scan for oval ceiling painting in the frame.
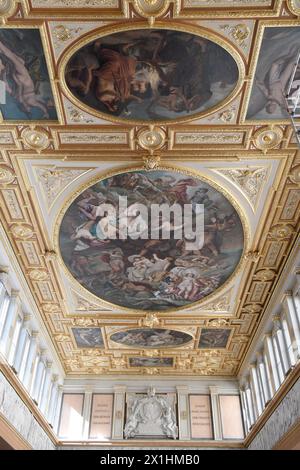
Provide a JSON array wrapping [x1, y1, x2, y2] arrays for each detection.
[[59, 169, 244, 311], [110, 328, 193, 349], [65, 29, 239, 122]]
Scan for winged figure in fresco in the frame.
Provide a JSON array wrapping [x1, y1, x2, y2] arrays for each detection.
[[0, 39, 50, 118]]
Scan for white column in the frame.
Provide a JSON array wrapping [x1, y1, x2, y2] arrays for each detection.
[[240, 386, 250, 433], [22, 331, 38, 391], [280, 314, 296, 367], [112, 385, 126, 440], [273, 317, 290, 374], [264, 334, 280, 392], [244, 382, 255, 426], [47, 375, 58, 425], [256, 352, 271, 405], [249, 366, 263, 417], [0, 290, 20, 356], [39, 361, 53, 415], [53, 385, 63, 433], [293, 293, 300, 324], [12, 315, 31, 373], [31, 352, 46, 403], [271, 334, 285, 384], [209, 386, 222, 440], [82, 389, 93, 440], [283, 293, 300, 358], [0, 279, 6, 305], [176, 385, 190, 440]]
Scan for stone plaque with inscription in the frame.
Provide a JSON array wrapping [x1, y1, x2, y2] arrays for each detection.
[[189, 395, 213, 439], [89, 394, 113, 439]]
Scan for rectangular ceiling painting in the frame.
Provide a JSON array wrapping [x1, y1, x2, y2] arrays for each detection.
[[0, 29, 57, 121]]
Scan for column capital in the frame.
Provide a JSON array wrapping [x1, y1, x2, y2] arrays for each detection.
[[10, 289, 20, 297], [113, 385, 127, 393], [23, 314, 32, 323], [209, 385, 218, 395], [45, 360, 53, 369], [256, 351, 264, 363], [31, 330, 39, 339], [0, 269, 10, 293], [176, 385, 189, 394]]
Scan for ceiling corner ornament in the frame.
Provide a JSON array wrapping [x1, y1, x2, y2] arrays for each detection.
[[137, 127, 166, 153], [287, 0, 300, 15], [219, 23, 250, 50], [130, 0, 178, 25], [21, 128, 50, 152], [0, 165, 15, 185], [253, 126, 283, 152], [36, 166, 90, 209], [213, 167, 268, 209], [0, 0, 17, 22]]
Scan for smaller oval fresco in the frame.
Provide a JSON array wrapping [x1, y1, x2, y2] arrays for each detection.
[[65, 29, 239, 122], [58, 169, 244, 312], [110, 329, 193, 348]]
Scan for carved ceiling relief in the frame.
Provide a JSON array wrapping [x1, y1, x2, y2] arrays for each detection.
[[0, 1, 299, 376]]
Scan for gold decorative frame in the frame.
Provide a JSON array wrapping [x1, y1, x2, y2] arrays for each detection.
[[108, 326, 195, 349], [58, 21, 246, 125], [53, 163, 250, 315]]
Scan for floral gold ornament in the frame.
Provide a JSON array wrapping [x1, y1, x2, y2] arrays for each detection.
[[21, 127, 50, 151], [208, 318, 230, 328], [29, 270, 49, 281], [219, 23, 250, 49], [269, 224, 294, 239], [253, 126, 283, 151], [42, 303, 61, 313], [137, 127, 166, 153], [0, 0, 17, 22], [244, 250, 260, 262], [0, 166, 15, 185], [132, 0, 174, 24], [289, 164, 300, 184], [219, 108, 235, 122], [254, 269, 276, 282], [10, 224, 34, 239], [143, 155, 161, 170], [287, 1, 300, 16], [140, 313, 160, 328]]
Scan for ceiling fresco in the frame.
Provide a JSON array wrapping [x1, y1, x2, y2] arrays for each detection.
[[58, 169, 244, 311], [110, 328, 194, 348], [0, 28, 57, 121], [64, 29, 239, 123], [0, 0, 299, 377]]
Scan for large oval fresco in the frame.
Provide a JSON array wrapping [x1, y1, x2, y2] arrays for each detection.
[[58, 169, 245, 311], [110, 329, 193, 349], [64, 29, 239, 122]]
